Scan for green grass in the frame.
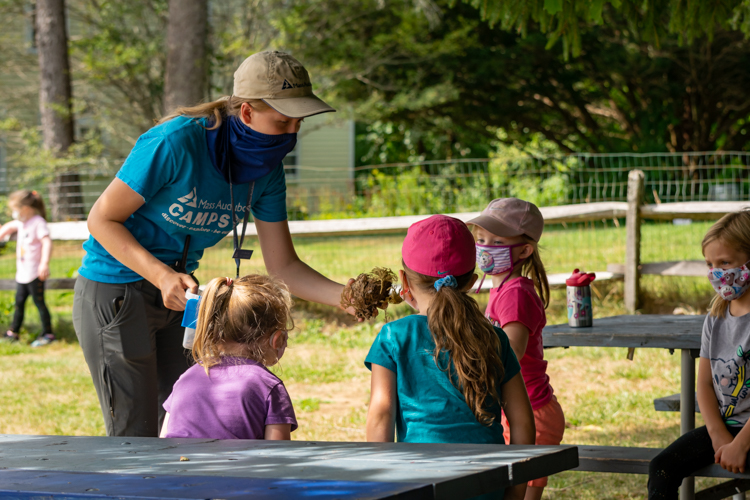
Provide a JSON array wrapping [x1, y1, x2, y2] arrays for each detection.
[[295, 398, 323, 412]]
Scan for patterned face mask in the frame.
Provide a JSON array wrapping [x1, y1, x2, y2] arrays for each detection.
[[474, 243, 525, 292], [708, 262, 750, 301], [475, 243, 525, 275]]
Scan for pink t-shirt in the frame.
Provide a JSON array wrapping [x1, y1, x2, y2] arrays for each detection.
[[486, 276, 553, 410], [9, 215, 50, 284]]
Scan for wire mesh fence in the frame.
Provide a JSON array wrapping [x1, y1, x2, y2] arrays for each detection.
[[0, 151, 744, 302]]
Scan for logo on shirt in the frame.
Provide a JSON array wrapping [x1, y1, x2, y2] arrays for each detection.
[[178, 188, 198, 208], [164, 187, 249, 235], [713, 344, 750, 425]]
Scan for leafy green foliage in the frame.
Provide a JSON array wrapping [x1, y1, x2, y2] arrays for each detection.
[[457, 0, 750, 59], [69, 0, 169, 132], [277, 0, 750, 159], [0, 117, 114, 187]]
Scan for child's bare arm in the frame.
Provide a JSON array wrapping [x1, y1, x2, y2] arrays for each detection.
[[703, 357, 750, 472], [501, 322, 530, 360], [264, 424, 292, 440], [0, 222, 18, 241], [717, 422, 750, 473], [697, 357, 732, 452], [38, 235, 52, 281], [159, 412, 170, 438], [366, 364, 397, 442], [501, 372, 535, 500]]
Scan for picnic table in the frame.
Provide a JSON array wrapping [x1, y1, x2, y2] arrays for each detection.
[[0, 435, 578, 500], [543, 314, 704, 499]]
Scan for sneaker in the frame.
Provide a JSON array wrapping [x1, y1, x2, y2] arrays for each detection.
[[2, 331, 18, 343], [30, 334, 55, 347]]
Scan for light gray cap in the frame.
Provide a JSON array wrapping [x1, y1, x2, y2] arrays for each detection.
[[233, 51, 335, 118]]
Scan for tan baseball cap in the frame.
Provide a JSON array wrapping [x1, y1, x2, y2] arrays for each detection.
[[233, 51, 335, 118], [467, 198, 544, 242]]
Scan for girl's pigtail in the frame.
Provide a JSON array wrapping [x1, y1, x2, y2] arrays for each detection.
[[424, 270, 504, 427], [8, 189, 47, 221], [192, 277, 232, 374], [30, 191, 47, 221], [521, 236, 550, 309]]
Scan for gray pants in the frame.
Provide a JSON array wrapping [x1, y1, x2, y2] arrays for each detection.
[[73, 275, 191, 437]]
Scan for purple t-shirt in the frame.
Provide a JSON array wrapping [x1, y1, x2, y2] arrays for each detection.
[[163, 357, 297, 439]]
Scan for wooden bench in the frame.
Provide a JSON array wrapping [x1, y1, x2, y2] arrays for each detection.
[[654, 392, 701, 413], [576, 445, 750, 500]]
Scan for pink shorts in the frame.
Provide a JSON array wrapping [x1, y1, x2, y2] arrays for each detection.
[[501, 395, 565, 488]]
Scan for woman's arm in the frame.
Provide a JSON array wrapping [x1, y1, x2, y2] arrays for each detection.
[[502, 322, 530, 361], [264, 424, 292, 440], [88, 179, 197, 310], [255, 219, 347, 309], [501, 372, 535, 500], [366, 364, 397, 442], [38, 235, 52, 281]]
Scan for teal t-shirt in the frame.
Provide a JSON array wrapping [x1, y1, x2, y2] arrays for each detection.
[[79, 116, 288, 283], [365, 314, 520, 445]]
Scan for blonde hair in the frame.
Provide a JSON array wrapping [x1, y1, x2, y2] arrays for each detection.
[[157, 96, 270, 130], [9, 189, 46, 221], [519, 235, 550, 309], [702, 210, 750, 318], [403, 262, 505, 427], [192, 274, 294, 374]]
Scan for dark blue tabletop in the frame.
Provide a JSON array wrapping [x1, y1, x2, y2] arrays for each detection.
[[0, 435, 578, 500]]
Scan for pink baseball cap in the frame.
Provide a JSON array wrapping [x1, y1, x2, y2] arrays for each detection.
[[402, 215, 476, 277], [466, 197, 544, 242]]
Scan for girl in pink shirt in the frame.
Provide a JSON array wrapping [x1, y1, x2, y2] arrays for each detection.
[[468, 198, 565, 500], [0, 190, 54, 346]]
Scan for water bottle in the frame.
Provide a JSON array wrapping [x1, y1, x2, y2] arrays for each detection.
[[566, 269, 596, 328], [181, 290, 201, 349]]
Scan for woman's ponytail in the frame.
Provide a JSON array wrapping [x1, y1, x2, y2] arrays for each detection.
[[405, 264, 504, 426]]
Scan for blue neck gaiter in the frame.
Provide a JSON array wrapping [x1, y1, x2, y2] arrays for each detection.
[[206, 115, 297, 184]]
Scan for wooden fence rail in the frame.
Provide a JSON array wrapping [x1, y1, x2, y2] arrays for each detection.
[[16, 177, 750, 298]]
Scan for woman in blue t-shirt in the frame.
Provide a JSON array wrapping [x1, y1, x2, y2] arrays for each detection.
[[73, 51, 353, 437]]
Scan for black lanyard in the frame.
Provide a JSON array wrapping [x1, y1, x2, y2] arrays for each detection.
[[227, 166, 255, 279]]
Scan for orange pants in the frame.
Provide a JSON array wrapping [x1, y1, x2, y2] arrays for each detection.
[[502, 395, 565, 488]]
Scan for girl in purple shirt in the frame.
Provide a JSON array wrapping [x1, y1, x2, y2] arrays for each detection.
[[160, 274, 297, 440]]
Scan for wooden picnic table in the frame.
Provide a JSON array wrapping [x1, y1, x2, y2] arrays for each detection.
[[0, 435, 578, 500], [543, 314, 704, 499]]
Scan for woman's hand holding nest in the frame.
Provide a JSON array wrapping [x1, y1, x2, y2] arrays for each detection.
[[340, 267, 403, 321]]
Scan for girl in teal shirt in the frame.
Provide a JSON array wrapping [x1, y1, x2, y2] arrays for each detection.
[[365, 215, 535, 500]]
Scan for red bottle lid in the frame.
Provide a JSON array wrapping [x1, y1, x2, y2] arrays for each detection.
[[566, 268, 596, 287]]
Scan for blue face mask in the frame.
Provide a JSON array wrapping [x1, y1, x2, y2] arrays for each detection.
[[206, 115, 297, 183]]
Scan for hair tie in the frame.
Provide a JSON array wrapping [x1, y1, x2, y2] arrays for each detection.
[[31, 190, 37, 195], [434, 275, 457, 291], [226, 277, 233, 287]]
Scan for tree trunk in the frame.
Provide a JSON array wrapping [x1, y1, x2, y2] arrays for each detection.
[[164, 0, 208, 114], [36, 0, 84, 221]]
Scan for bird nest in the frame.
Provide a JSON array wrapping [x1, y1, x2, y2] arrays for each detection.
[[340, 267, 403, 320]]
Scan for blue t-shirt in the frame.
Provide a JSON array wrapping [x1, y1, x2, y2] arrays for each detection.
[[365, 314, 520, 445], [79, 116, 288, 283]]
